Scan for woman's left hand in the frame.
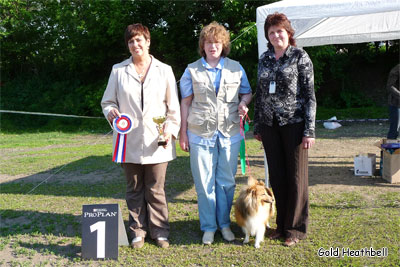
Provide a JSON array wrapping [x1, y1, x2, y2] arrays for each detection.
[[302, 137, 315, 149], [238, 101, 249, 117]]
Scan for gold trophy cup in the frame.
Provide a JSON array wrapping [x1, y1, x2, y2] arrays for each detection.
[[153, 116, 167, 146]]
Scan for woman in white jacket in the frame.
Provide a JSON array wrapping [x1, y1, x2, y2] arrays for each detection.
[[101, 23, 180, 249]]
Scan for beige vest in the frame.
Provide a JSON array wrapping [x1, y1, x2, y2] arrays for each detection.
[[187, 57, 241, 138]]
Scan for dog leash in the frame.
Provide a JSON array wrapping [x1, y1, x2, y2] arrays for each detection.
[[239, 113, 251, 175]]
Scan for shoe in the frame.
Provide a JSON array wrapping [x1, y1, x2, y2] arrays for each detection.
[[269, 231, 283, 240], [202, 231, 215, 245], [221, 227, 235, 242], [284, 237, 299, 247], [131, 236, 144, 249], [156, 237, 169, 248]]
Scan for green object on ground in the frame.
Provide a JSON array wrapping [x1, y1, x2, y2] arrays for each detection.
[[240, 121, 249, 175]]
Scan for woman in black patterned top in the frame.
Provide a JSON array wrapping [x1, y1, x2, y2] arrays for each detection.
[[253, 12, 316, 247]]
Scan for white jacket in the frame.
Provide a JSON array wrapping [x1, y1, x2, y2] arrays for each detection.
[[101, 56, 180, 164]]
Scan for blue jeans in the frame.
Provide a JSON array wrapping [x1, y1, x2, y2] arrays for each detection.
[[387, 105, 400, 139], [189, 139, 241, 232]]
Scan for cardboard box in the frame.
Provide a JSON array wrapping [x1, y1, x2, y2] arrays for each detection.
[[354, 154, 376, 176], [382, 150, 400, 183]]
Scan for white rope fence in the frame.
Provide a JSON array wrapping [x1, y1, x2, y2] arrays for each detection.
[[1, 109, 103, 119]]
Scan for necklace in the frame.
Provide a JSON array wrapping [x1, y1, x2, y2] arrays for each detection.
[[135, 65, 147, 78], [137, 70, 145, 78], [134, 57, 151, 79]]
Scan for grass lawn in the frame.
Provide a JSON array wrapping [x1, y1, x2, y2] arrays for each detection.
[[0, 122, 399, 266]]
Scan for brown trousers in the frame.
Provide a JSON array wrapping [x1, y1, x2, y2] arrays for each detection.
[[122, 162, 169, 240], [260, 121, 309, 239]]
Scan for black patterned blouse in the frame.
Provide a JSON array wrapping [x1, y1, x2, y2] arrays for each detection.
[[253, 46, 316, 138]]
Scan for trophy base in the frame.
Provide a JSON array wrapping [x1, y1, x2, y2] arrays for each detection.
[[158, 140, 167, 146]]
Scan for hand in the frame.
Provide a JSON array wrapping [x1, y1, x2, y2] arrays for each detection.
[[238, 101, 249, 117], [162, 133, 172, 149], [302, 137, 315, 149], [107, 108, 121, 124], [179, 131, 190, 152], [254, 134, 262, 142]]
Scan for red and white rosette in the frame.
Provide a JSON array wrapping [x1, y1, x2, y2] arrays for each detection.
[[112, 113, 133, 163]]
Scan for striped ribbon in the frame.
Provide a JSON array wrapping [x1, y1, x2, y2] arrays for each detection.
[[112, 114, 133, 163], [112, 133, 128, 163]]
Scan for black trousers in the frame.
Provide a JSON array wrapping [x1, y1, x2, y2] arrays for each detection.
[[260, 121, 309, 239]]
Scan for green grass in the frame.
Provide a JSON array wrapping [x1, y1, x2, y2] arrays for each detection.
[[316, 106, 388, 120], [1, 122, 399, 266]]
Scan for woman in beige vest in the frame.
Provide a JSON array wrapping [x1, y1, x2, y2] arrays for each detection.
[[101, 24, 180, 249], [179, 22, 252, 245]]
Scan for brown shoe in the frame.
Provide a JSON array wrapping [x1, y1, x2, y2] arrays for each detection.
[[284, 237, 299, 247], [131, 237, 145, 249], [269, 231, 283, 240], [156, 238, 169, 248]]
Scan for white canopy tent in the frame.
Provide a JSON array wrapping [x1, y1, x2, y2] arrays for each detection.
[[256, 0, 400, 56]]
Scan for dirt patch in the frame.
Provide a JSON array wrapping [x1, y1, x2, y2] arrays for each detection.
[[0, 169, 123, 185]]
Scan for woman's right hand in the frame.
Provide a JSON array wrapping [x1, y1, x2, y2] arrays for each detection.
[[179, 131, 190, 152], [254, 134, 262, 142], [107, 108, 121, 124]]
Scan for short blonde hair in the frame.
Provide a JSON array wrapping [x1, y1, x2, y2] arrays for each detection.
[[199, 22, 231, 58]]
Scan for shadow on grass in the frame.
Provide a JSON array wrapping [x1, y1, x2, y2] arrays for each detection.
[[308, 163, 400, 188], [18, 242, 81, 259], [315, 121, 389, 138], [168, 219, 252, 246], [0, 210, 81, 238], [1, 155, 196, 201]]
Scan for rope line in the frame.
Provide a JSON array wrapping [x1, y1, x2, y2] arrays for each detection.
[[1, 109, 388, 124], [230, 23, 257, 44], [1, 110, 103, 119]]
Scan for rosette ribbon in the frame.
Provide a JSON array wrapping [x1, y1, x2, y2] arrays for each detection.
[[112, 114, 133, 163]]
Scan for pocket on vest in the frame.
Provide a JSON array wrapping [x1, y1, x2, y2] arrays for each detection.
[[188, 111, 214, 133], [225, 111, 240, 132], [225, 82, 239, 102], [193, 82, 208, 102], [228, 112, 240, 123]]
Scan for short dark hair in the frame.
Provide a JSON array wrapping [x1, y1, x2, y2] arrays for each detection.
[[124, 23, 151, 48], [264, 12, 296, 50]]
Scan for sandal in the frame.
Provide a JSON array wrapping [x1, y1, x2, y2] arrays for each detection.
[[284, 237, 299, 247]]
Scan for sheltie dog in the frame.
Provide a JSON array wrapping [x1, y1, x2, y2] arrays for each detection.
[[234, 177, 275, 248]]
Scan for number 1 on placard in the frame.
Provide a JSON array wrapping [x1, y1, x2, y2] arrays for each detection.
[[90, 221, 106, 258]]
